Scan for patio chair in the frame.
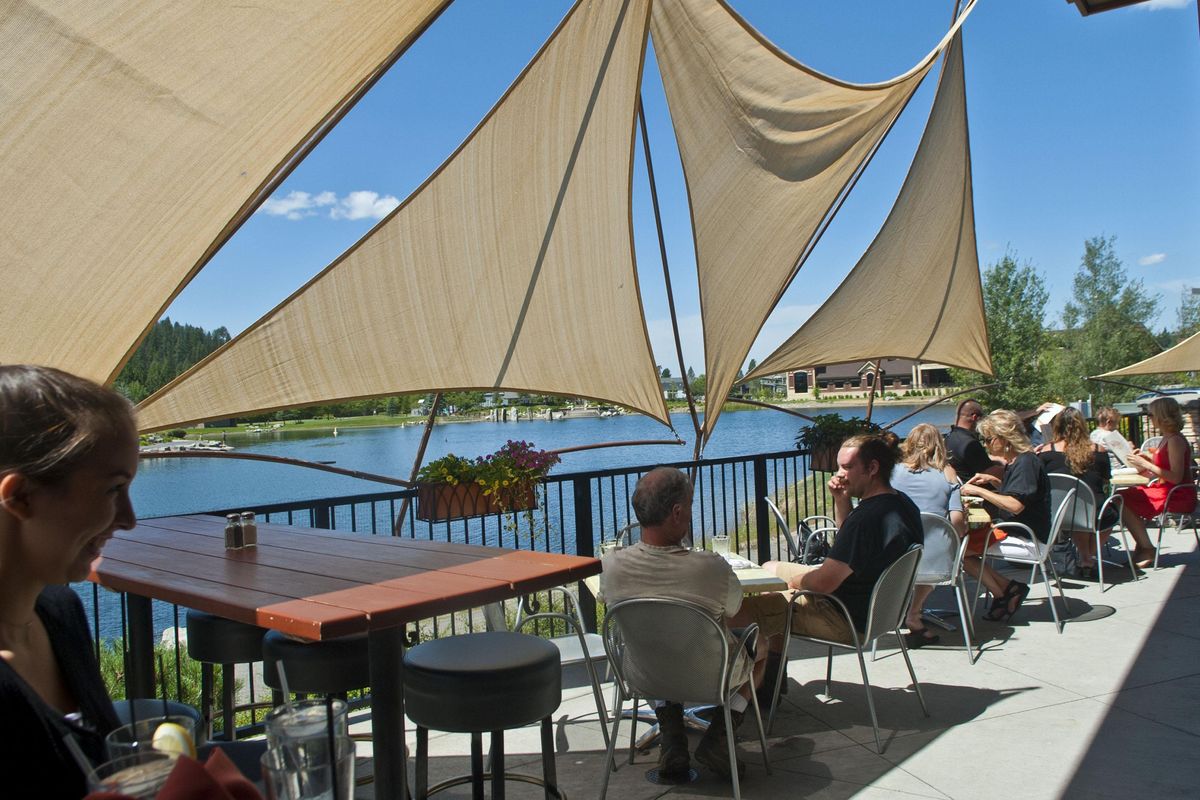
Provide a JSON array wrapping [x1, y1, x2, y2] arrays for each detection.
[[483, 586, 612, 747], [1152, 480, 1200, 569], [763, 497, 836, 564], [1048, 473, 1137, 591], [975, 486, 1076, 633], [767, 545, 928, 753], [913, 512, 976, 664], [598, 598, 770, 800]]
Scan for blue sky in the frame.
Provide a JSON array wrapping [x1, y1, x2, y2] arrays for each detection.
[[164, 0, 1199, 376]]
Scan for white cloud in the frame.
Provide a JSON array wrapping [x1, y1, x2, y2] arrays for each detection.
[[258, 189, 398, 221], [1138, 252, 1167, 266], [329, 190, 400, 221], [1140, 0, 1190, 10]]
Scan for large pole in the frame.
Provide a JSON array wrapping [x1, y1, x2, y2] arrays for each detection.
[[394, 393, 443, 533]]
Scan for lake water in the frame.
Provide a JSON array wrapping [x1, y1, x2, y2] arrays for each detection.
[[131, 403, 956, 517]]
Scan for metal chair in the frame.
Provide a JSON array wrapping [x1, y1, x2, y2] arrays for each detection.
[[598, 598, 770, 800], [913, 513, 976, 664], [976, 486, 1076, 633], [767, 545, 928, 753], [1048, 473, 1137, 590], [483, 587, 612, 748], [764, 497, 836, 564], [1152, 481, 1200, 569]]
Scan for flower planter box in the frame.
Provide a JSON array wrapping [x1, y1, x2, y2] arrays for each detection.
[[808, 445, 840, 473], [416, 482, 537, 522]]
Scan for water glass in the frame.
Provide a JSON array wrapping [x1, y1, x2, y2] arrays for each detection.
[[261, 735, 355, 800], [265, 699, 348, 749], [87, 751, 177, 799], [711, 534, 730, 557], [105, 715, 197, 759]]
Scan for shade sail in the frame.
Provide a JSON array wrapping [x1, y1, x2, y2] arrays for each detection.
[[650, 0, 974, 441], [746, 30, 992, 382], [136, 0, 668, 432], [0, 0, 449, 384], [1097, 330, 1200, 377]]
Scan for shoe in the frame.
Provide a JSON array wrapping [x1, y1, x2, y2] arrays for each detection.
[[903, 627, 940, 649], [983, 580, 1029, 622], [1075, 565, 1097, 581], [1133, 547, 1156, 568], [654, 703, 690, 778], [694, 708, 746, 780]]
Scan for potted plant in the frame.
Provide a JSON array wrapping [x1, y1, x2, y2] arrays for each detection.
[[415, 440, 561, 521], [795, 414, 882, 472]]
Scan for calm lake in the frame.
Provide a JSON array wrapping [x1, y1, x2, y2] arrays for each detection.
[[132, 403, 956, 517]]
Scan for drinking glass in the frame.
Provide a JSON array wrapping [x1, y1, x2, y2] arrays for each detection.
[[711, 534, 730, 557], [87, 751, 177, 799], [261, 735, 355, 800], [105, 715, 197, 759], [265, 699, 348, 749]]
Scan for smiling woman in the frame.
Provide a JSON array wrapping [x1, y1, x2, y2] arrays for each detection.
[[0, 365, 138, 798]]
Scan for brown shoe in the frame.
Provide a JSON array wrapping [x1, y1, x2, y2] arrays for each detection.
[[654, 703, 690, 778], [694, 708, 746, 780]]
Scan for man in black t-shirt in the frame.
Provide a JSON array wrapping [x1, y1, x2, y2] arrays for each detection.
[[946, 399, 1003, 481], [764, 435, 922, 639]]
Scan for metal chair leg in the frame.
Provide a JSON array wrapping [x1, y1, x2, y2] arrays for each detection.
[[824, 645, 833, 696], [581, 654, 611, 749], [955, 583, 977, 664], [540, 717, 557, 800], [853, 647, 883, 753], [1039, 562, 1064, 633], [895, 631, 929, 717], [723, 704, 742, 800], [598, 692, 624, 799], [747, 683, 771, 774]]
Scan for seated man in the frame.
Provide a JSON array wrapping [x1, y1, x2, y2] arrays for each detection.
[[763, 434, 923, 643], [601, 467, 786, 780], [946, 399, 1005, 482]]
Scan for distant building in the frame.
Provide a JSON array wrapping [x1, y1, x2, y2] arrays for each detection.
[[660, 375, 686, 400], [785, 358, 953, 401]]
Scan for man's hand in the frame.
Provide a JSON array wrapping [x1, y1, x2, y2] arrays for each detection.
[[827, 473, 848, 501]]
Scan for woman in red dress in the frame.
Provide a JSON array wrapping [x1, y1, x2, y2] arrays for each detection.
[[1120, 397, 1196, 567]]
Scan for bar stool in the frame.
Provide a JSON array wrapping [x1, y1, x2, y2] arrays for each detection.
[[185, 610, 268, 741], [261, 630, 371, 699], [404, 631, 563, 799]]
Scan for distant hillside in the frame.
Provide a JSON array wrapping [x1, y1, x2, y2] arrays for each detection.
[[114, 318, 230, 402]]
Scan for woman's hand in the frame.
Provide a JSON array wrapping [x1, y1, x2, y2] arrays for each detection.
[[967, 473, 1001, 487]]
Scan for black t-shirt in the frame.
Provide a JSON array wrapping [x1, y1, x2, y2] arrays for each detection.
[[828, 492, 924, 631], [945, 426, 993, 481], [997, 451, 1052, 542]]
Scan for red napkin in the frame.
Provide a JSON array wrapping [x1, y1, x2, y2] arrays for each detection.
[[84, 749, 262, 800]]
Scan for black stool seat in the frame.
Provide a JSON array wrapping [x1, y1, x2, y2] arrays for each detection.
[[262, 630, 370, 695], [404, 631, 563, 799], [186, 611, 266, 663]]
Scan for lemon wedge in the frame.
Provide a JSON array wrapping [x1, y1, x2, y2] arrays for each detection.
[[151, 721, 196, 758]]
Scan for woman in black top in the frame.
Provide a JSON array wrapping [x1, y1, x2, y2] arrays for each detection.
[[961, 410, 1052, 622], [0, 365, 137, 797], [1037, 407, 1115, 580]]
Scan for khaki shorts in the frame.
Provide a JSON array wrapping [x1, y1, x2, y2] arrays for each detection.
[[737, 592, 789, 640], [771, 563, 855, 645]]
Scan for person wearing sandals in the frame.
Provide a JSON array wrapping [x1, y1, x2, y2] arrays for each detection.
[[889, 424, 967, 647], [1118, 396, 1196, 567], [960, 410, 1051, 622], [1036, 407, 1118, 580]]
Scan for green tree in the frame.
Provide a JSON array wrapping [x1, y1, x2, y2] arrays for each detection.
[[689, 372, 706, 397], [1058, 236, 1160, 405], [1177, 286, 1200, 341], [660, 367, 671, 379], [950, 252, 1050, 410]]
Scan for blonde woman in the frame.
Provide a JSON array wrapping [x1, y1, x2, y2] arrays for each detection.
[[1119, 397, 1195, 567], [1037, 407, 1116, 579], [961, 410, 1051, 621], [890, 424, 966, 646]]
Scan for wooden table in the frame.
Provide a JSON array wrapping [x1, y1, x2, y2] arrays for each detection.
[[583, 558, 787, 599], [89, 514, 601, 800]]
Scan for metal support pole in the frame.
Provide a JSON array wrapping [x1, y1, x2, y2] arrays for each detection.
[[573, 477, 598, 632]]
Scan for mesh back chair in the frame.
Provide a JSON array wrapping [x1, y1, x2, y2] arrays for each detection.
[[914, 513, 976, 664], [599, 599, 770, 800], [1152, 480, 1200, 569], [767, 545, 928, 753], [1141, 436, 1163, 451], [764, 497, 836, 564], [483, 587, 612, 748], [976, 487, 1076, 633], [1048, 473, 1137, 590]]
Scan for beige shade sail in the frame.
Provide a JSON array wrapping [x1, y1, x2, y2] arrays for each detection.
[[746, 30, 992, 383], [1097, 330, 1200, 377], [136, 0, 668, 433], [0, 0, 449, 384], [651, 0, 977, 443]]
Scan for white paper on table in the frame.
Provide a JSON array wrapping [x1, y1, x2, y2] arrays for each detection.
[[723, 555, 757, 570]]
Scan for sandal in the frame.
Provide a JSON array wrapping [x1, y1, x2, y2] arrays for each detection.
[[983, 580, 1029, 622], [904, 627, 940, 649]]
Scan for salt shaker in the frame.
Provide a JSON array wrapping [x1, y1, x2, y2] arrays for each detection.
[[224, 513, 243, 549], [239, 512, 258, 547]]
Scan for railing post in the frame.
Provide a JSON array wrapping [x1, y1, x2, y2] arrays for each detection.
[[573, 476, 598, 633], [753, 455, 770, 564], [313, 504, 332, 530]]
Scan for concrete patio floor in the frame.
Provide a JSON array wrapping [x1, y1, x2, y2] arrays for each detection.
[[346, 523, 1200, 799]]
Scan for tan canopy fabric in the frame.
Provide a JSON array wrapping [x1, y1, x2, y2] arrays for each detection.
[[0, 0, 448, 384], [1097, 330, 1200, 377], [137, 0, 668, 432], [650, 0, 977, 441], [746, 31, 992, 383]]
